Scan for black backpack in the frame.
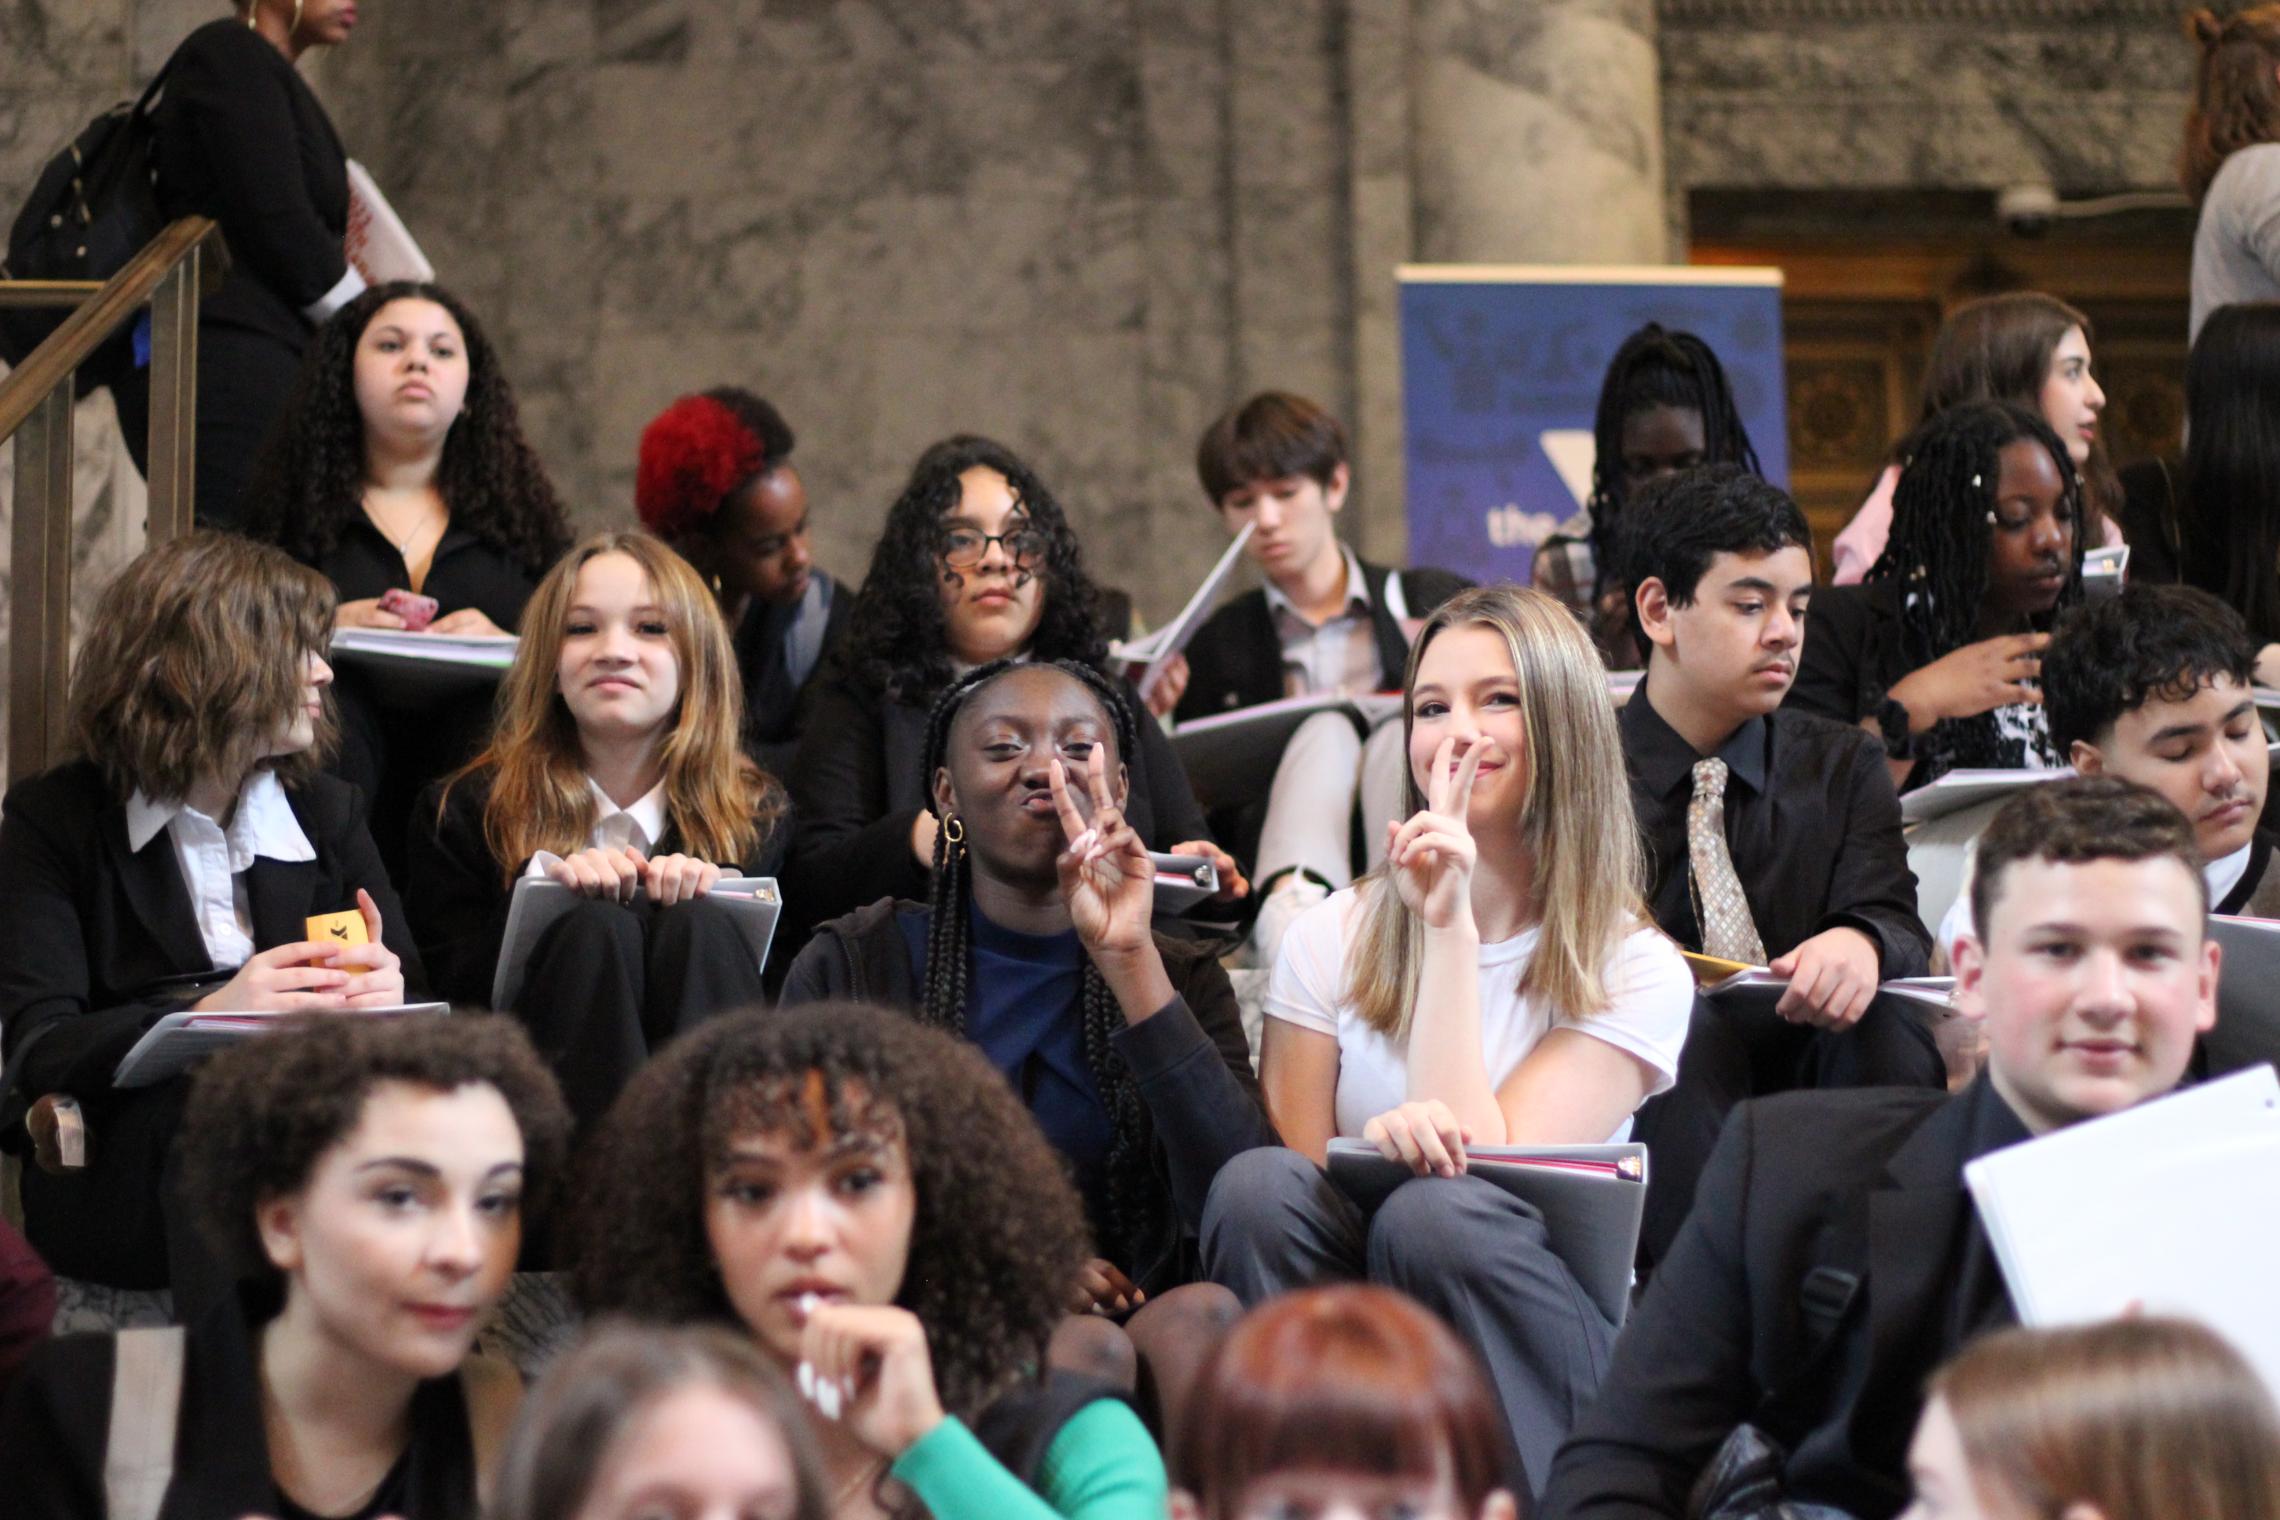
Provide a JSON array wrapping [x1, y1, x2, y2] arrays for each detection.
[[0, 65, 171, 395]]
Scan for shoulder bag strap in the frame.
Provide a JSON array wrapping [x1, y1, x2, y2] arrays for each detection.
[[105, 1324, 186, 1520]]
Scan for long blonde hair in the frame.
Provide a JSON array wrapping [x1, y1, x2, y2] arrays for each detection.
[[1344, 584, 1647, 1040], [446, 531, 783, 880]]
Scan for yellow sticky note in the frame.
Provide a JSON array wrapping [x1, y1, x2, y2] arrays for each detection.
[[306, 910, 369, 947]]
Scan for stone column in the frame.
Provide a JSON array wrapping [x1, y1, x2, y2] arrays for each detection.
[[1409, 0, 1668, 265]]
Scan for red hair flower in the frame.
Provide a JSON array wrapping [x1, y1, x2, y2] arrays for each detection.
[[636, 394, 766, 538]]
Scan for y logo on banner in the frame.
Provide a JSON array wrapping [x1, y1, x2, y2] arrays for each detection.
[[1481, 429, 1596, 550]]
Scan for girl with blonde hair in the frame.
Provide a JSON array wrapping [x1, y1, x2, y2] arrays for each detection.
[[408, 531, 788, 1131], [1200, 583, 1693, 1495], [1904, 1318, 2280, 1520]]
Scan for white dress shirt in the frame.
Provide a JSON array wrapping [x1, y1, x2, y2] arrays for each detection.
[[526, 778, 671, 877], [125, 770, 317, 970], [1264, 544, 1385, 700]]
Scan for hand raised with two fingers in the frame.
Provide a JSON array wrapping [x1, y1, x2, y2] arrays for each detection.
[[1050, 741, 1155, 961], [1385, 733, 1496, 931]]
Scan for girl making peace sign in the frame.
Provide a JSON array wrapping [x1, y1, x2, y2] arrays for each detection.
[[1199, 584, 1694, 1497]]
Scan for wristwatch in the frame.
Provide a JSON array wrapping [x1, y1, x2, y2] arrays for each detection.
[[1875, 695, 1916, 761]]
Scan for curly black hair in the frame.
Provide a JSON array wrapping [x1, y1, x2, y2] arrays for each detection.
[[1870, 398, 2086, 773], [839, 435, 1108, 701], [572, 1003, 1092, 1426], [182, 1013, 572, 1313], [916, 658, 1160, 1278], [1612, 464, 1810, 662], [240, 280, 572, 577], [2044, 583, 2257, 754]]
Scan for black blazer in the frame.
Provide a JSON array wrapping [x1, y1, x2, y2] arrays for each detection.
[[1172, 560, 1474, 721], [0, 1289, 480, 1520], [780, 897, 1276, 1294], [316, 517, 545, 636], [0, 760, 419, 1283], [153, 20, 352, 348], [784, 663, 1214, 933], [1539, 1077, 2028, 1520], [405, 769, 792, 1009], [1784, 581, 1907, 732]]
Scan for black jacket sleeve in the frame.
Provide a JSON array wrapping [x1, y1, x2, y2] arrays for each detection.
[[1818, 725, 1932, 978], [1128, 683, 1213, 853], [402, 777, 514, 1009], [1539, 1103, 1767, 1520], [784, 673, 929, 928]]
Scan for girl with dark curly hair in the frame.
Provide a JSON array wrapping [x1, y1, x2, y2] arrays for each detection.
[[0, 533, 416, 1299], [637, 387, 852, 771], [783, 659, 1272, 1440], [784, 434, 1236, 931], [575, 1002, 1169, 1520], [1788, 400, 2085, 790], [241, 280, 573, 869], [408, 532, 790, 1133], [0, 1012, 572, 1520]]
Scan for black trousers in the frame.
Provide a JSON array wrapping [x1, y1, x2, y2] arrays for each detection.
[[514, 895, 769, 1135], [114, 319, 306, 534]]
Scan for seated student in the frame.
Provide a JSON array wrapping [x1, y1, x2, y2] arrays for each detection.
[[241, 281, 574, 870], [783, 659, 1272, 1435], [0, 1013, 572, 1520], [491, 1322, 830, 1520], [575, 1002, 1169, 1520], [0, 533, 415, 1299], [408, 531, 789, 1133], [1169, 1285, 1521, 1520], [1160, 392, 1470, 962], [1939, 582, 2280, 961], [1201, 584, 1694, 1493], [1904, 1318, 2280, 1520], [1531, 323, 1764, 668], [786, 434, 1238, 932], [1539, 776, 2223, 1520], [636, 388, 850, 774], [1787, 399, 2085, 792]]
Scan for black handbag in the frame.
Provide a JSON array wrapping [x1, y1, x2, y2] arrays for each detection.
[[1688, 1424, 1859, 1520]]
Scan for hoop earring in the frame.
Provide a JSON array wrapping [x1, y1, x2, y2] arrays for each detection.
[[291, 0, 305, 35], [942, 814, 964, 847]]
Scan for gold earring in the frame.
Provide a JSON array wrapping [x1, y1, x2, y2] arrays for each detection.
[[942, 814, 964, 845]]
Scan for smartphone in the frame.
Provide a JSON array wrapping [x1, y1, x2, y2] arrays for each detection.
[[378, 587, 439, 631]]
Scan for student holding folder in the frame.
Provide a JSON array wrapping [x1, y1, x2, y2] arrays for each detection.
[[1541, 777, 2221, 1520], [1202, 585, 1693, 1494]]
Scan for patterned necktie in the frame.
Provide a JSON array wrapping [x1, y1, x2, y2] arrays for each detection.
[[1689, 757, 1767, 965]]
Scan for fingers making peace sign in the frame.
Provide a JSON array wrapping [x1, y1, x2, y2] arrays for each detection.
[[1386, 732, 1496, 931], [1049, 740, 1154, 961]]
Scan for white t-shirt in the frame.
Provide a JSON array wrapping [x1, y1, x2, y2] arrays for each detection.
[[1264, 887, 1694, 1142]]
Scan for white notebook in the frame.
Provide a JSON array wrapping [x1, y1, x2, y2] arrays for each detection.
[[491, 877, 781, 1012], [115, 1002, 450, 1088]]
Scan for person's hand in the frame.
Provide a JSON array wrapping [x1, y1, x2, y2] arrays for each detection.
[[642, 852, 721, 906], [333, 888, 406, 1007], [910, 809, 940, 869], [546, 845, 646, 902], [2256, 642, 2280, 691], [334, 597, 407, 631], [1887, 632, 2051, 727], [1361, 1098, 1472, 1178], [1384, 734, 1492, 932], [1143, 653, 1190, 718], [1167, 838, 1249, 902], [799, 1304, 947, 1459], [192, 891, 401, 1012], [1069, 1257, 1145, 1316], [1053, 743, 1154, 961], [1769, 926, 1880, 1029], [426, 607, 507, 637]]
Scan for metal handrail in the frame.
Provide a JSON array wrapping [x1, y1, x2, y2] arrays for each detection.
[[1, 214, 220, 781]]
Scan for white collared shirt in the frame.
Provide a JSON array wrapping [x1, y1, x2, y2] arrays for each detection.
[[1263, 544, 1383, 699], [126, 771, 317, 970], [525, 778, 671, 877]]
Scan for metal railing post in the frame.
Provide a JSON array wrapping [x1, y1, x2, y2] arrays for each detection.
[[9, 382, 77, 780], [145, 245, 200, 542]]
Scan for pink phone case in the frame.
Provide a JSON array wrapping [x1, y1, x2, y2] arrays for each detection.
[[378, 588, 439, 631]]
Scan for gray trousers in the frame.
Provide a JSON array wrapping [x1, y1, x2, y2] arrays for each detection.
[[1201, 1146, 1617, 1497]]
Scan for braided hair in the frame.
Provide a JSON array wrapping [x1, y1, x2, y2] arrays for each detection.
[[915, 657, 1160, 1276], [1869, 398, 2086, 773], [1583, 323, 1762, 587]]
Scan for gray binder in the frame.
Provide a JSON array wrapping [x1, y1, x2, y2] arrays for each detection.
[[490, 876, 780, 1012]]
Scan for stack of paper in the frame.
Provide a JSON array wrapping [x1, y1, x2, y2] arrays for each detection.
[[331, 627, 517, 702], [115, 1002, 450, 1087], [1899, 767, 2072, 825], [344, 160, 436, 284], [1964, 1066, 2280, 1394], [1110, 523, 1254, 703]]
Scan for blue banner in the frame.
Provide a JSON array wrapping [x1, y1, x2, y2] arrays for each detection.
[[1399, 267, 1788, 583]]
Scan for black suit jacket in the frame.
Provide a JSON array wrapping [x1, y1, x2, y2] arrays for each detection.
[[404, 769, 792, 1009], [153, 20, 352, 348], [0, 760, 419, 1283], [1173, 560, 1474, 721], [1540, 1077, 2028, 1520]]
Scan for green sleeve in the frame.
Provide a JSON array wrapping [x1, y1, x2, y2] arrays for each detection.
[[889, 1402, 1167, 1520]]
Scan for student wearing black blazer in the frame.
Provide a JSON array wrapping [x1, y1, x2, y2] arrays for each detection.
[[139, 2, 367, 528], [0, 536, 414, 1297], [786, 435, 1236, 934], [407, 534, 791, 1134]]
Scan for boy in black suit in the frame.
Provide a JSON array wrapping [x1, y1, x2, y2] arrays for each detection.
[[1540, 777, 2220, 1520], [1160, 392, 1468, 960]]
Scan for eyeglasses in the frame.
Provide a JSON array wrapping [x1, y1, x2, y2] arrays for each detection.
[[939, 527, 1048, 570]]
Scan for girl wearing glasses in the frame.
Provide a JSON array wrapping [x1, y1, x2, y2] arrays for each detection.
[[785, 435, 1241, 931]]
